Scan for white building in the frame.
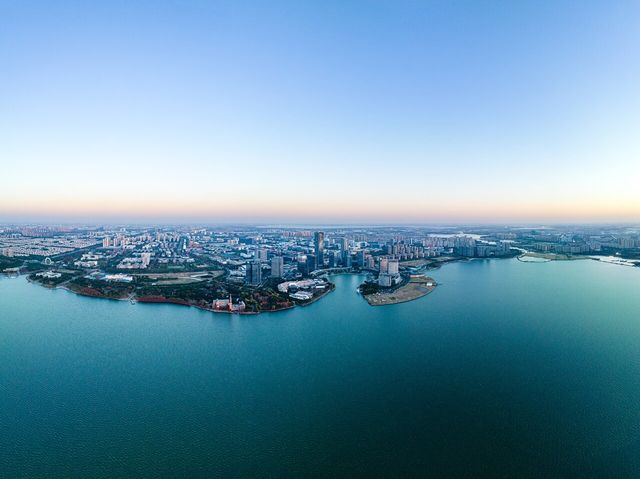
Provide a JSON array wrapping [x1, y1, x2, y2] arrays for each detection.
[[378, 273, 392, 287], [388, 259, 399, 274], [290, 291, 313, 301], [36, 271, 62, 279], [379, 257, 389, 274]]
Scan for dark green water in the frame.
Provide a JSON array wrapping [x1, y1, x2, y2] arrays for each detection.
[[2, 259, 640, 477]]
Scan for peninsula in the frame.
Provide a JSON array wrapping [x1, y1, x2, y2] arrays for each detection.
[[362, 274, 437, 306]]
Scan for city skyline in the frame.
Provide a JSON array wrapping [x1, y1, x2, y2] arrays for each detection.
[[2, 1, 640, 223], [4, 2, 640, 477]]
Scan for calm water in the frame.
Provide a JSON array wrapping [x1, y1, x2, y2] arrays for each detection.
[[2, 259, 640, 477]]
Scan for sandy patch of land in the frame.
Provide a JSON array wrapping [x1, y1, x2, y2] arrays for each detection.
[[365, 276, 437, 306]]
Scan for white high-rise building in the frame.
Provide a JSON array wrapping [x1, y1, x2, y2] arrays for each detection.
[[388, 259, 399, 275], [379, 257, 389, 274], [314, 232, 325, 267]]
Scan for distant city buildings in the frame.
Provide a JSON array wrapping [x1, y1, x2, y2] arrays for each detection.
[[0, 236, 98, 257], [4, 224, 640, 300]]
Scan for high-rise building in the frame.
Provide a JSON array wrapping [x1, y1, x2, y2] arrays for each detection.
[[388, 259, 399, 274], [141, 252, 151, 267], [329, 250, 338, 268], [246, 260, 262, 285], [271, 256, 284, 278], [366, 255, 375, 269], [297, 256, 309, 275], [113, 235, 127, 248], [357, 250, 366, 267], [102, 236, 111, 248], [379, 257, 389, 274], [341, 237, 349, 251], [314, 231, 325, 268], [255, 248, 268, 262], [306, 254, 317, 273], [342, 250, 352, 268]]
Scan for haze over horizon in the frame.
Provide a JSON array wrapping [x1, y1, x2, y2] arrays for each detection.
[[2, 0, 639, 223]]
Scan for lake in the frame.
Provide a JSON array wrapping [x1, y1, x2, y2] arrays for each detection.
[[1, 258, 640, 477]]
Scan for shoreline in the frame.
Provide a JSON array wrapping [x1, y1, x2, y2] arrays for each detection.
[[11, 256, 638, 315], [24, 274, 334, 316], [293, 282, 336, 308]]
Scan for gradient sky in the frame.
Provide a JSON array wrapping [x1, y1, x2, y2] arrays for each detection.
[[1, 0, 639, 223]]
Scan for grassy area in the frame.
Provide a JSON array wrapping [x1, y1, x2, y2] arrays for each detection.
[[0, 257, 23, 271], [28, 267, 305, 313]]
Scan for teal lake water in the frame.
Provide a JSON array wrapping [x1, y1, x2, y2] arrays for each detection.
[[2, 258, 640, 477]]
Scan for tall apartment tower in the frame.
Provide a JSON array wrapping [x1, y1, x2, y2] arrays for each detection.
[[388, 259, 399, 274], [271, 256, 284, 278], [379, 257, 389, 274], [306, 254, 317, 274], [246, 260, 262, 286], [342, 250, 352, 268], [314, 231, 325, 268]]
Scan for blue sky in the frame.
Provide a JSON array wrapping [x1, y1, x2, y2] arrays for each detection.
[[1, 0, 639, 223]]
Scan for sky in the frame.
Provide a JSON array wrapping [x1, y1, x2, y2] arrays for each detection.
[[1, 0, 639, 224]]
